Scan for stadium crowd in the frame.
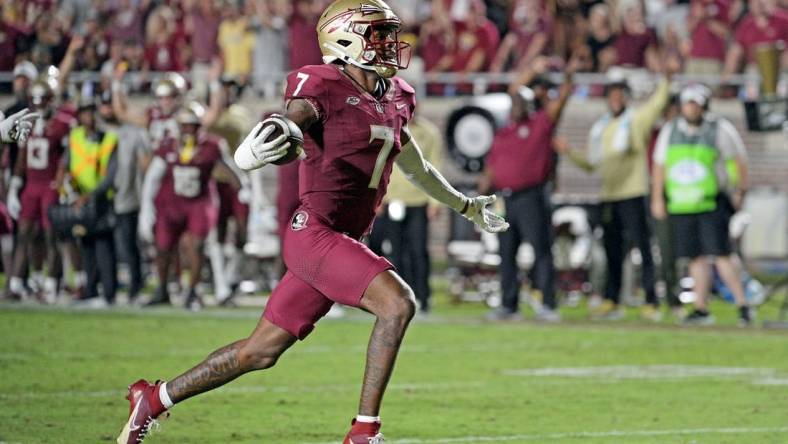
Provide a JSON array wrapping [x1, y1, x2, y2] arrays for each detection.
[[2, 0, 787, 95], [0, 0, 783, 325]]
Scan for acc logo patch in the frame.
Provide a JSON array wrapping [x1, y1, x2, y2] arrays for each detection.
[[346, 96, 361, 105], [374, 103, 384, 114], [291, 211, 309, 231]]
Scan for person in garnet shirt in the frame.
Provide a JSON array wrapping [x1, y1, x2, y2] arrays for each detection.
[[611, 1, 660, 71], [481, 56, 578, 322], [490, 0, 553, 73], [686, 0, 734, 74], [723, 0, 788, 79]]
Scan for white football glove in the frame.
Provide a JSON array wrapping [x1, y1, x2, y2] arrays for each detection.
[[234, 122, 291, 171], [0, 108, 40, 143], [462, 195, 509, 233], [138, 206, 156, 243], [6, 176, 23, 220]]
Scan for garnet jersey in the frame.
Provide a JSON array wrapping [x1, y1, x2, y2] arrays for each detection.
[[23, 112, 75, 184], [153, 132, 223, 207], [147, 106, 179, 145], [284, 64, 416, 239]]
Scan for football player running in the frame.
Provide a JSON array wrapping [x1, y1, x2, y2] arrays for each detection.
[[117, 1, 508, 443]]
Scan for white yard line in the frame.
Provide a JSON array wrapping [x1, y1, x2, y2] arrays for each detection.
[[309, 427, 788, 444], [503, 365, 779, 380], [0, 381, 484, 401]]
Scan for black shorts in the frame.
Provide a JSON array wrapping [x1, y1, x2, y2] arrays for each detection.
[[670, 199, 732, 259]]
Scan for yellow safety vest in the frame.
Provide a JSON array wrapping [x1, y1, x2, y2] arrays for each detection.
[[69, 127, 117, 193]]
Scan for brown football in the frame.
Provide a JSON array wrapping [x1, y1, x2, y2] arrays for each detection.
[[257, 116, 304, 166]]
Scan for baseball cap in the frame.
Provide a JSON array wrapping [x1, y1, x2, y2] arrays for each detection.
[[13, 61, 38, 81], [680, 84, 710, 107]]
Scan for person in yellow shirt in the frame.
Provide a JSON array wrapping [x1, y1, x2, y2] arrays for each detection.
[[218, 2, 256, 85], [558, 70, 674, 321], [369, 115, 443, 315]]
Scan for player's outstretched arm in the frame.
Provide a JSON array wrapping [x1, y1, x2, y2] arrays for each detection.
[[234, 99, 317, 171], [396, 126, 509, 233]]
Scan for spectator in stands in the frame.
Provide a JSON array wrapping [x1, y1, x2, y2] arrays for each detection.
[[371, 114, 444, 316], [143, 6, 186, 73], [76, 11, 111, 72], [57, 0, 92, 34], [288, 0, 324, 70], [218, 0, 256, 86], [612, 0, 661, 71], [6, 62, 38, 116], [97, 91, 148, 304], [581, 3, 617, 73], [723, 0, 788, 82], [557, 63, 677, 321], [419, 2, 454, 93], [61, 96, 119, 305], [251, 0, 291, 98], [490, 0, 553, 73], [187, 0, 222, 99], [440, 0, 500, 93], [107, 0, 147, 45], [452, 0, 499, 73], [481, 56, 578, 322], [0, 12, 26, 75], [29, 11, 68, 68], [651, 84, 752, 326], [552, 0, 585, 61], [685, 0, 735, 75]]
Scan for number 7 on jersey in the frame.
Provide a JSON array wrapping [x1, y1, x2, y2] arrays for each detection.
[[368, 125, 395, 189]]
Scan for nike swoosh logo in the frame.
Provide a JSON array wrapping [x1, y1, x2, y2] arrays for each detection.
[[396, 103, 406, 110], [128, 401, 143, 431]]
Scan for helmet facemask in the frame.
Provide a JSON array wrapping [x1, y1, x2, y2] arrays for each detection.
[[360, 20, 411, 78]]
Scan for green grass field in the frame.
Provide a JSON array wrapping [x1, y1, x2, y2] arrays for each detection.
[[1, 291, 787, 444]]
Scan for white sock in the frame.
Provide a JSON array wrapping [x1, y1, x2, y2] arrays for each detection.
[[159, 382, 174, 409], [44, 277, 58, 293], [356, 415, 380, 423], [9, 276, 24, 294]]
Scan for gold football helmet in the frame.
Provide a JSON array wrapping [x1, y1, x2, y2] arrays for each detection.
[[317, 0, 411, 78], [175, 101, 205, 126]]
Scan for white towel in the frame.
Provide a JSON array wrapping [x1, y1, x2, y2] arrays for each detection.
[[588, 109, 633, 165]]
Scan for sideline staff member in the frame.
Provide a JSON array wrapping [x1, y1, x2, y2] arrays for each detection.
[[482, 56, 578, 322], [651, 84, 751, 326]]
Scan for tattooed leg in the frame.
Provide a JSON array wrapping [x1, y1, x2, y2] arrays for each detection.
[[357, 271, 416, 416], [166, 318, 297, 404]]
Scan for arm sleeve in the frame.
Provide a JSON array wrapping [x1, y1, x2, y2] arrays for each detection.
[[396, 130, 467, 213], [716, 118, 746, 160], [652, 123, 672, 166]]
